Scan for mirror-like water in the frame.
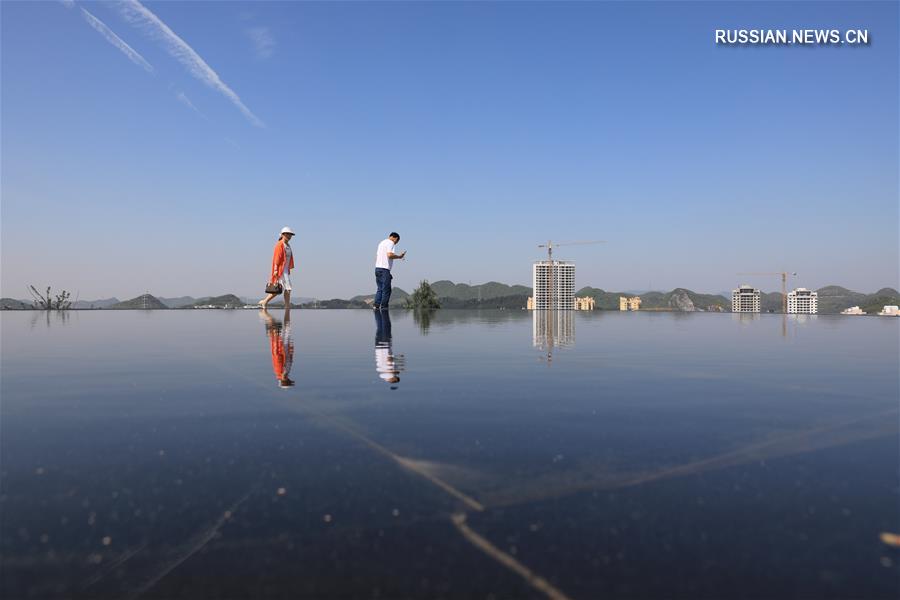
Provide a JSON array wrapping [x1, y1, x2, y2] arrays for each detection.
[[2, 309, 897, 599]]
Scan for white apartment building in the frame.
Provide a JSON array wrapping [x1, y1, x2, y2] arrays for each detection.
[[532, 261, 575, 310], [787, 288, 818, 314], [732, 284, 761, 313]]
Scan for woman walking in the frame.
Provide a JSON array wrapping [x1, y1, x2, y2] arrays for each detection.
[[259, 226, 295, 308]]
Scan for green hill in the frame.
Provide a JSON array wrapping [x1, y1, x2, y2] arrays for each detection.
[[672, 289, 727, 311], [347, 281, 531, 308], [0, 298, 32, 310], [814, 286, 866, 314], [860, 292, 900, 315], [574, 287, 625, 310], [301, 298, 372, 309], [348, 288, 410, 308], [759, 292, 784, 313], [109, 294, 168, 309], [640, 288, 729, 312], [806, 286, 899, 314], [429, 280, 532, 301], [575, 287, 729, 312], [439, 294, 530, 309], [71, 297, 120, 309], [190, 294, 244, 308], [160, 296, 196, 308]]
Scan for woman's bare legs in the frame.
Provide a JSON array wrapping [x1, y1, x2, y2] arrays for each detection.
[[283, 290, 291, 313], [258, 292, 277, 307]]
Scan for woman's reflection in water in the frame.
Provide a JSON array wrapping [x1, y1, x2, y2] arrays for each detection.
[[260, 308, 295, 388], [374, 310, 404, 389]]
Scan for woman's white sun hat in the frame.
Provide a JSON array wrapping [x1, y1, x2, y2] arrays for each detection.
[[280, 226, 295, 235]]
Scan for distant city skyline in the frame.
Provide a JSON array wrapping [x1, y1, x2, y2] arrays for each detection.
[[2, 1, 897, 300]]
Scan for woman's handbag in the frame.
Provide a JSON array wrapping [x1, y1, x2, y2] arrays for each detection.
[[265, 281, 283, 295]]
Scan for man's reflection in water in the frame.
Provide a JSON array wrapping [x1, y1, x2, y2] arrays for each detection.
[[374, 310, 404, 389], [260, 308, 294, 388]]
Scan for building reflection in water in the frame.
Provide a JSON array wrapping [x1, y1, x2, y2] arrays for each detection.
[[259, 308, 295, 388], [732, 312, 817, 338], [733, 313, 761, 324], [532, 310, 574, 363], [374, 310, 405, 389]]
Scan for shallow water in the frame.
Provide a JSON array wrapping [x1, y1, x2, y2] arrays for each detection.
[[1, 309, 898, 599]]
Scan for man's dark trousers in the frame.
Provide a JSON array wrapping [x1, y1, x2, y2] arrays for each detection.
[[374, 268, 392, 307]]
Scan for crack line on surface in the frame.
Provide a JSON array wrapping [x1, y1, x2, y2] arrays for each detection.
[[451, 512, 574, 600], [124, 488, 253, 600]]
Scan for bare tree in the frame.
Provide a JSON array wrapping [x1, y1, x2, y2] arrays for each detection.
[[28, 285, 72, 310]]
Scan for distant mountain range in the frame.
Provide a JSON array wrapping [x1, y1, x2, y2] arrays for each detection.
[[347, 287, 410, 308], [815, 286, 900, 315], [188, 294, 244, 308], [158, 296, 196, 308], [0, 298, 32, 310], [72, 297, 120, 309], [109, 294, 168, 310], [336, 282, 899, 314], [159, 295, 316, 308], [575, 287, 730, 312], [2, 283, 897, 314], [339, 280, 532, 309]]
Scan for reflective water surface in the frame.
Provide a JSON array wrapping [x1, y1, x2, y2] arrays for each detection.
[[1, 309, 898, 599]]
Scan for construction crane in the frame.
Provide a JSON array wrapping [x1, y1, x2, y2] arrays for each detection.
[[536, 240, 606, 309], [736, 272, 797, 313], [537, 240, 606, 262]]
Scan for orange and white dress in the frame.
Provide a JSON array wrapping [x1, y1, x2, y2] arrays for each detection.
[[271, 239, 295, 291]]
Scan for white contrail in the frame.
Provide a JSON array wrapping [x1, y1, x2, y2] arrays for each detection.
[[175, 90, 206, 119], [80, 7, 154, 73], [117, 0, 265, 128]]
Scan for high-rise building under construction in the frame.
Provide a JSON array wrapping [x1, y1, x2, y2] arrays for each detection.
[[532, 260, 575, 310]]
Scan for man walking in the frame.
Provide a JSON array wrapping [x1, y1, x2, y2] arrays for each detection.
[[373, 232, 406, 309]]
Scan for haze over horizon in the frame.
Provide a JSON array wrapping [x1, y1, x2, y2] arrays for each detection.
[[2, 1, 897, 300]]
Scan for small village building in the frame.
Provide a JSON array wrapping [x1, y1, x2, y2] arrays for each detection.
[[619, 296, 641, 311]]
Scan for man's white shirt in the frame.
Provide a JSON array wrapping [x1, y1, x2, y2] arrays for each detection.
[[375, 347, 395, 381], [375, 239, 395, 270]]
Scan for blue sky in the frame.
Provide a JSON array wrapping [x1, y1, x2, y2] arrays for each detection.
[[2, 1, 897, 300]]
